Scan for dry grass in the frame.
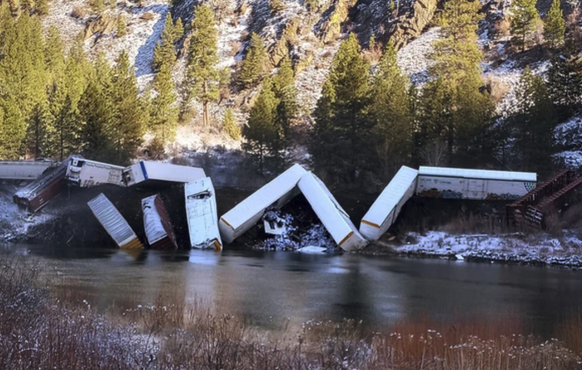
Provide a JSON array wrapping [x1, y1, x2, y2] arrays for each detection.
[[1, 254, 582, 369], [71, 5, 87, 19], [484, 75, 510, 104], [140, 12, 155, 21]]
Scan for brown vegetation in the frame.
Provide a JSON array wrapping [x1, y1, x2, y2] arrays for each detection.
[[1, 254, 582, 369], [71, 5, 87, 19]]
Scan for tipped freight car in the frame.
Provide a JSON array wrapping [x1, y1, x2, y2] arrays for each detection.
[[87, 193, 143, 250], [0, 160, 56, 180], [360, 166, 419, 241], [218, 164, 307, 244], [123, 161, 206, 187], [12, 157, 74, 212], [185, 177, 222, 250], [298, 172, 368, 252], [65, 157, 126, 187], [142, 194, 178, 250]]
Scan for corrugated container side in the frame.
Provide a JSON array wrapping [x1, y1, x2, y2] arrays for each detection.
[[88, 193, 143, 249], [0, 161, 54, 180], [418, 166, 537, 182], [185, 177, 222, 250], [142, 194, 177, 250], [219, 164, 307, 243], [13, 158, 72, 212], [298, 172, 368, 252], [360, 166, 419, 241], [142, 161, 206, 183]]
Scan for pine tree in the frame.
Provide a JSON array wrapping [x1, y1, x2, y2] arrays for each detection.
[[54, 95, 79, 160], [423, 0, 494, 164], [45, 25, 66, 84], [34, 0, 49, 15], [173, 17, 184, 41], [369, 40, 412, 180], [271, 55, 297, 168], [0, 98, 26, 159], [240, 32, 268, 89], [430, 0, 483, 87], [310, 33, 373, 183], [188, 5, 219, 126], [110, 50, 144, 164], [510, 0, 539, 52], [513, 66, 556, 175], [153, 13, 177, 71], [151, 62, 178, 143], [25, 102, 54, 158], [79, 80, 113, 161], [546, 53, 582, 117], [543, 0, 565, 48], [117, 15, 127, 37], [64, 35, 90, 110], [223, 107, 241, 140], [243, 78, 279, 174]]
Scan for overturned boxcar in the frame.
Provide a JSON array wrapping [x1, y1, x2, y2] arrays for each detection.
[[124, 161, 206, 187], [416, 166, 537, 201], [360, 166, 419, 241], [185, 177, 222, 250], [218, 164, 307, 244], [13, 158, 71, 212], [65, 158, 126, 187], [0, 160, 56, 180], [142, 194, 178, 250], [298, 172, 368, 252], [87, 193, 143, 250]]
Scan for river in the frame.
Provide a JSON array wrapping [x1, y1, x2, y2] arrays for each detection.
[[5, 244, 582, 338]]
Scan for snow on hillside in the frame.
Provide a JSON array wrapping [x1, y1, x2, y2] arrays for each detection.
[[397, 27, 440, 86], [295, 43, 340, 113], [554, 116, 582, 169], [42, 0, 85, 45], [396, 231, 582, 266], [86, 1, 170, 89]]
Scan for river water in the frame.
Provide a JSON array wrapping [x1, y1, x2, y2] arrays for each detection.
[[6, 244, 582, 338]]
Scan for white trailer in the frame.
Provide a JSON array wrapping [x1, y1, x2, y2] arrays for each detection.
[[142, 194, 178, 250], [123, 161, 206, 187], [87, 193, 143, 249], [219, 164, 307, 244], [416, 166, 537, 201], [298, 172, 368, 252], [185, 177, 222, 250], [0, 160, 56, 180], [65, 158, 126, 187], [360, 166, 419, 241]]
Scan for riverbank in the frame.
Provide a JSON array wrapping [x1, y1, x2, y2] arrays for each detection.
[[1, 253, 581, 369], [362, 231, 582, 268]]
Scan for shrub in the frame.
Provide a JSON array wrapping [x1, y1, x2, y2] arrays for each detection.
[[71, 5, 87, 18], [141, 11, 155, 21], [117, 15, 127, 37]]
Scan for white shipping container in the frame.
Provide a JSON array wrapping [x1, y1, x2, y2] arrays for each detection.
[[65, 158, 125, 187], [185, 177, 222, 250], [123, 161, 206, 186], [88, 193, 143, 249], [298, 172, 368, 252], [219, 164, 307, 244], [360, 166, 419, 241], [416, 166, 537, 201], [142, 194, 177, 249], [0, 160, 56, 180]]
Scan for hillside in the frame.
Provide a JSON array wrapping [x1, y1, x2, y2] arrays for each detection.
[[0, 0, 578, 178]]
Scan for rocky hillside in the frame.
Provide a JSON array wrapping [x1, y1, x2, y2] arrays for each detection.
[[40, 0, 582, 160]]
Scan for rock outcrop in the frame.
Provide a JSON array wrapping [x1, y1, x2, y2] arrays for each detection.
[[388, 0, 439, 50]]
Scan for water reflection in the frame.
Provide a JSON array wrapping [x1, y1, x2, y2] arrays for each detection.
[[6, 244, 582, 338]]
